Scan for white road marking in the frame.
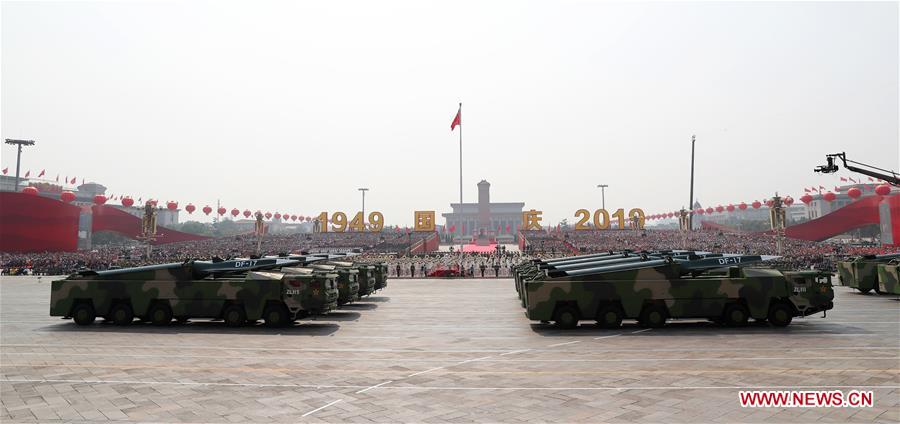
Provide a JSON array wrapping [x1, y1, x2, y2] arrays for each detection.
[[631, 328, 652, 334], [3, 378, 898, 392], [407, 367, 445, 377], [594, 334, 622, 340], [355, 380, 393, 394], [301, 399, 342, 417], [499, 349, 532, 356], [547, 340, 581, 347]]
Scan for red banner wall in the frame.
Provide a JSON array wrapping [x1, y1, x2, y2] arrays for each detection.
[[0, 192, 81, 252], [91, 205, 210, 245]]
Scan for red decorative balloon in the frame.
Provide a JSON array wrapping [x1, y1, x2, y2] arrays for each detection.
[[726, 204, 735, 212], [715, 205, 724, 213], [765, 199, 774, 207], [202, 205, 212, 215], [265, 212, 272, 219], [185, 203, 196, 214], [167, 201, 178, 211], [217, 207, 226, 216], [800, 194, 813, 205], [847, 187, 862, 199], [60, 191, 75, 203], [93, 194, 107, 205], [122, 197, 135, 207], [705, 207, 713, 214], [243, 210, 251, 218], [822, 192, 836, 202], [752, 200, 761, 209], [738, 202, 747, 210], [875, 184, 891, 196], [231, 208, 239, 217], [783, 196, 794, 206]]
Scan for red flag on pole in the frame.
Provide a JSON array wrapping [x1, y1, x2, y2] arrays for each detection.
[[38, 169, 45, 177], [70, 177, 76, 184], [1, 167, 7, 175], [55, 174, 59, 182], [840, 177, 848, 182], [24, 170, 30, 177], [450, 107, 461, 131]]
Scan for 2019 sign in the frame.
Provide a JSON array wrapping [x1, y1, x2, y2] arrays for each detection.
[[573, 208, 645, 230]]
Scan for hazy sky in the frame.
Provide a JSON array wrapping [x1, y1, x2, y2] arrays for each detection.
[[2, 1, 898, 226]]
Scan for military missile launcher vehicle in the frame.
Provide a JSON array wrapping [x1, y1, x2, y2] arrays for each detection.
[[309, 262, 360, 305], [520, 253, 834, 328], [877, 261, 900, 295], [353, 264, 378, 297], [50, 257, 339, 327], [836, 253, 900, 294]]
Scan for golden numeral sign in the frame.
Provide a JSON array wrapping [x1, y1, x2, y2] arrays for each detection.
[[574, 208, 645, 230], [316, 211, 384, 232]]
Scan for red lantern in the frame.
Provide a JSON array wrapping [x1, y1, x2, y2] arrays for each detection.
[[243, 210, 251, 218], [167, 201, 178, 211], [726, 204, 735, 212], [799, 194, 813, 205], [696, 208, 705, 215], [783, 196, 794, 206], [202, 205, 212, 215], [875, 184, 891, 196], [21, 186, 39, 195], [715, 205, 724, 213], [738, 202, 747, 210], [274, 212, 282, 220], [93, 194, 107, 205], [60, 191, 75, 203], [265, 212, 272, 219], [305, 217, 311, 222], [291, 215, 297, 221], [765, 199, 774, 208], [705, 207, 713, 214], [185, 203, 196, 214], [299, 215, 305, 221], [122, 197, 135, 207], [822, 192, 836, 202], [666, 212, 673, 218], [847, 187, 862, 199], [231, 208, 239, 217], [217, 207, 226, 216], [752, 200, 761, 209]]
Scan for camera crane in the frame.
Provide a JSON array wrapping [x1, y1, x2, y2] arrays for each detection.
[[815, 152, 899, 186]]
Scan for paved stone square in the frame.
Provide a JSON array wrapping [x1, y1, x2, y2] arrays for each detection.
[[1, 276, 898, 422]]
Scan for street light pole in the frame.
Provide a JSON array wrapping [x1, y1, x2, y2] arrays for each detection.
[[596, 184, 608, 210], [4, 139, 36, 192], [358, 188, 369, 228]]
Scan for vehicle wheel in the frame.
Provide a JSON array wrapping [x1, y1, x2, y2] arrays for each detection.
[[857, 288, 872, 294], [264, 304, 291, 328], [553, 305, 579, 329], [109, 303, 134, 326], [222, 305, 247, 327], [722, 303, 750, 327], [767, 303, 794, 327], [148, 303, 173, 326], [72, 303, 96, 326], [639, 304, 667, 328], [595, 305, 623, 328]]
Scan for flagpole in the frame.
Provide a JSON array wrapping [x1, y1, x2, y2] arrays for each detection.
[[458, 102, 463, 250]]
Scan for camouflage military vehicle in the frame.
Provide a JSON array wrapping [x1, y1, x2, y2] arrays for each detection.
[[354, 264, 378, 297], [50, 258, 338, 327], [521, 253, 833, 328], [836, 253, 900, 294], [372, 262, 389, 291], [877, 261, 900, 295], [309, 262, 359, 305]]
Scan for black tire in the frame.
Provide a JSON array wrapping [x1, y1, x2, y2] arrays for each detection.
[[72, 303, 96, 326], [857, 288, 872, 294], [222, 304, 247, 327], [264, 304, 291, 328], [768, 302, 794, 327], [595, 304, 623, 329], [148, 302, 173, 326], [553, 305, 579, 329], [722, 303, 750, 327], [109, 303, 134, 326], [638, 304, 667, 328]]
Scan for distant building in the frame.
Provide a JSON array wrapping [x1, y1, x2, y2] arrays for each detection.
[[442, 180, 525, 242]]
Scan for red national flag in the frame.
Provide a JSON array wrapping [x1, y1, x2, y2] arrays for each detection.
[[1, 167, 7, 175], [70, 176, 76, 184], [38, 169, 45, 177], [505, 224, 511, 233], [818, 185, 825, 191], [55, 174, 59, 182], [448, 225, 456, 233], [803, 188, 810, 193], [24, 170, 30, 177], [840, 177, 847, 182], [869, 177, 875, 182], [450, 106, 461, 131], [849, 177, 857, 183], [834, 186, 840, 192]]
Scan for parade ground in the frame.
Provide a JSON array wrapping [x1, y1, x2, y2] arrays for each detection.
[[1, 277, 898, 423]]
